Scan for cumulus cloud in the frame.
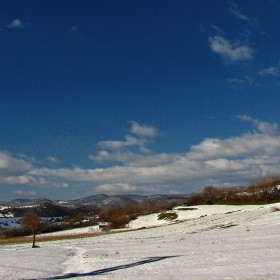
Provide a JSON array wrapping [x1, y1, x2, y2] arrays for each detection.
[[93, 121, 159, 162], [237, 115, 280, 136], [91, 121, 164, 168], [209, 36, 254, 63], [0, 173, 68, 189], [130, 121, 158, 138], [0, 151, 33, 177], [188, 116, 280, 161], [187, 133, 280, 160], [2, 175, 37, 185], [33, 178, 69, 189], [97, 121, 158, 150], [0, 152, 69, 190]]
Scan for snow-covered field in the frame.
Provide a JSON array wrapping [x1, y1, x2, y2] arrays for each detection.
[[1, 203, 280, 279]]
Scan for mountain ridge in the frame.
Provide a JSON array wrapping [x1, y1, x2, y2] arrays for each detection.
[[0, 193, 192, 210]]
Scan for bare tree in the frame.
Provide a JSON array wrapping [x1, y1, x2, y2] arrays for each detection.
[[203, 185, 216, 204], [21, 210, 41, 248]]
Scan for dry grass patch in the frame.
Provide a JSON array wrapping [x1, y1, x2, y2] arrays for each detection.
[[177, 207, 198, 211], [0, 231, 105, 246]]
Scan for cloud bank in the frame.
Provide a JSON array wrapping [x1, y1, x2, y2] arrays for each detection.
[[1, 118, 280, 196]]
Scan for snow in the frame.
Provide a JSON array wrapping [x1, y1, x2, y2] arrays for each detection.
[[1, 203, 280, 279], [0, 217, 21, 228]]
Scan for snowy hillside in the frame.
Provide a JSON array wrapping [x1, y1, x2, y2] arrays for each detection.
[[1, 203, 280, 279]]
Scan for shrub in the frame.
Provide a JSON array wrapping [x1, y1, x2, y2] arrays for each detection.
[[187, 193, 204, 205], [158, 212, 178, 221], [110, 214, 129, 229], [99, 205, 119, 222]]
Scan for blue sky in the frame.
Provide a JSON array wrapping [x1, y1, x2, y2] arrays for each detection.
[[1, 0, 280, 201]]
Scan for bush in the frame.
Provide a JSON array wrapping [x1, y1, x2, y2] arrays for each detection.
[[187, 193, 204, 205], [99, 205, 119, 222], [158, 212, 178, 221]]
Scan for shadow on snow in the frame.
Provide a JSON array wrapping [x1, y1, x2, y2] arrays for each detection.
[[33, 255, 181, 279]]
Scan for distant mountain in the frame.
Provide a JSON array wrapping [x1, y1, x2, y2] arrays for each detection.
[[0, 193, 192, 212], [56, 193, 192, 209], [6, 198, 55, 207], [61, 194, 148, 209]]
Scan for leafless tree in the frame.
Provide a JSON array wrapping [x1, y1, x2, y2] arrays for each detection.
[[21, 210, 41, 248], [203, 185, 217, 203]]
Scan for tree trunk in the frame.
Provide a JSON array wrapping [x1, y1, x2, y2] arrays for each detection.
[[32, 233, 36, 248]]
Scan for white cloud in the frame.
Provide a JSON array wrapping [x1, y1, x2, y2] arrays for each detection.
[[4, 117, 280, 194], [93, 182, 160, 195], [94, 183, 138, 193], [2, 175, 37, 185], [33, 177, 69, 189], [8, 19, 29, 29], [226, 77, 255, 88], [237, 115, 280, 136], [0, 174, 68, 189], [209, 36, 254, 63], [259, 67, 278, 77], [210, 25, 225, 34], [139, 146, 151, 154], [12, 190, 37, 196], [45, 156, 60, 164], [188, 116, 280, 161], [227, 2, 256, 26], [97, 135, 145, 150], [95, 121, 158, 152], [90, 150, 177, 167], [0, 152, 33, 177], [130, 121, 158, 138], [0, 152, 68, 189], [91, 121, 170, 167], [28, 116, 280, 193], [187, 133, 280, 161]]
